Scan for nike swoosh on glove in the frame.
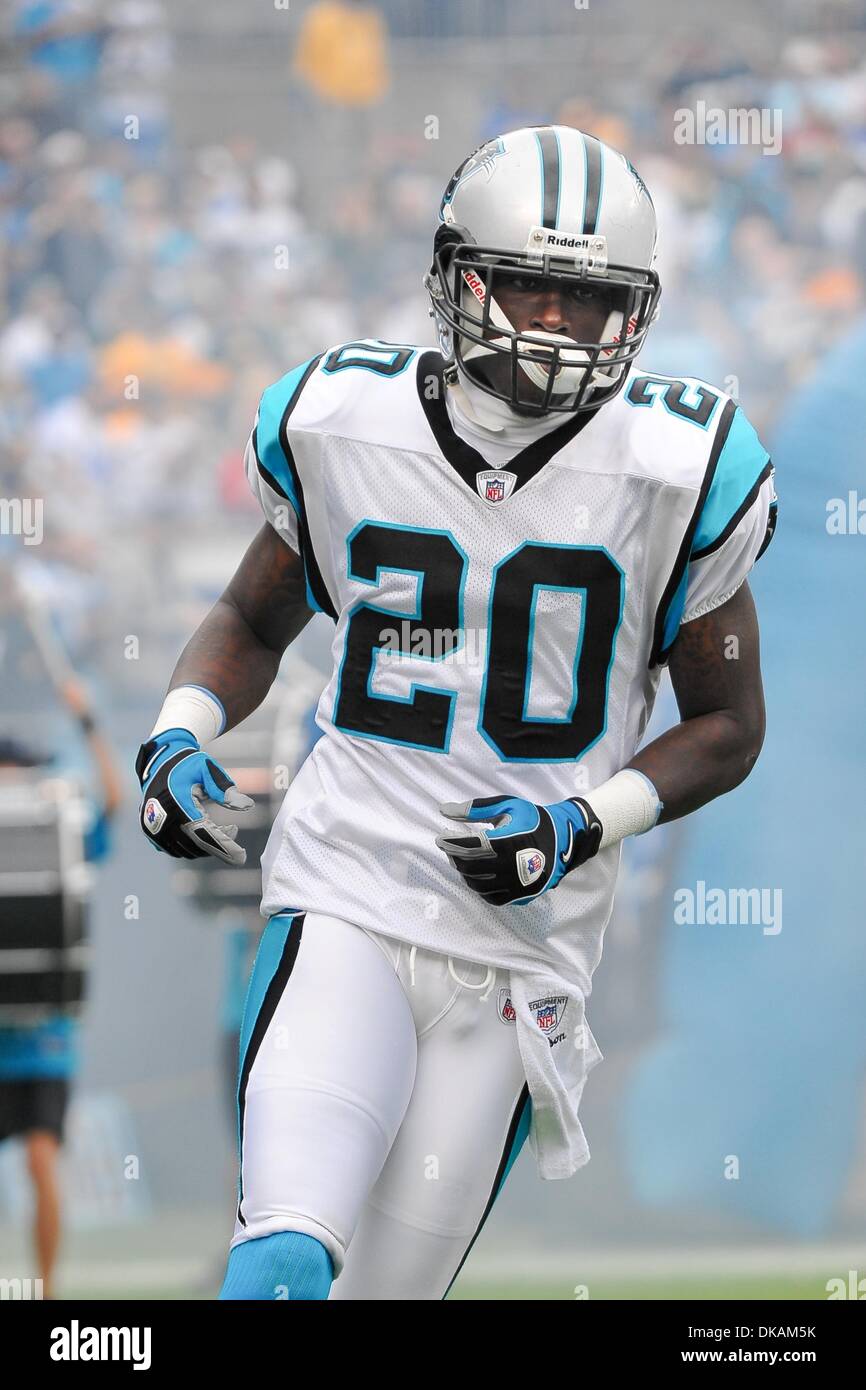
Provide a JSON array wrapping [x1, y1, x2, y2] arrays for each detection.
[[135, 726, 254, 864], [435, 794, 602, 907]]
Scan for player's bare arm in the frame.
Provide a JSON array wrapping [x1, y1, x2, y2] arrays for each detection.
[[135, 525, 310, 865], [439, 580, 768, 907], [629, 580, 765, 822], [171, 524, 312, 731]]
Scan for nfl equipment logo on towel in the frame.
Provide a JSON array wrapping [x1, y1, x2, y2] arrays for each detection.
[[530, 995, 568, 1033]]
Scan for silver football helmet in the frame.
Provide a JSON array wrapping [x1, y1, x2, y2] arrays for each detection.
[[425, 125, 661, 414]]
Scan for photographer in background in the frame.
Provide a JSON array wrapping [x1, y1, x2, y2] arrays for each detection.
[[0, 676, 122, 1299]]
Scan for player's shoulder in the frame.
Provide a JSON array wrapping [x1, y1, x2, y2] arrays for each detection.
[[617, 364, 738, 449], [613, 365, 770, 495], [258, 339, 425, 444]]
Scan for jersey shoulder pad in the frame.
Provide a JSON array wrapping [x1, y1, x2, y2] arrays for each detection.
[[615, 367, 733, 485], [692, 394, 773, 560], [622, 367, 733, 441], [260, 340, 421, 441], [622, 367, 771, 511]]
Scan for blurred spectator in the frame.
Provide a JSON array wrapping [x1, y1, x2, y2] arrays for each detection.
[[13, 0, 111, 128], [0, 3, 864, 695], [292, 0, 390, 217], [13, 1, 107, 86], [293, 0, 389, 109]]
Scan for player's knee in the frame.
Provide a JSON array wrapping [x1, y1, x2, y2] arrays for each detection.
[[219, 1231, 333, 1301]]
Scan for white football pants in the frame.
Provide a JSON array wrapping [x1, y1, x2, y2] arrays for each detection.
[[228, 910, 530, 1300]]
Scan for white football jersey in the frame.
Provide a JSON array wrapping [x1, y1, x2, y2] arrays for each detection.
[[243, 340, 776, 1176]]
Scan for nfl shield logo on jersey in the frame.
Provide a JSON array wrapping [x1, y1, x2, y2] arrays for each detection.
[[530, 995, 568, 1034], [486, 476, 506, 502], [476, 469, 517, 504]]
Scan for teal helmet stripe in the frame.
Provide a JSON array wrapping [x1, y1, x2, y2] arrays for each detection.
[[534, 126, 561, 229], [551, 126, 563, 227], [581, 133, 603, 235], [595, 140, 605, 230]]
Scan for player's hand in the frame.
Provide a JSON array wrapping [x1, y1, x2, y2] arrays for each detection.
[[135, 727, 253, 865], [435, 794, 602, 906]]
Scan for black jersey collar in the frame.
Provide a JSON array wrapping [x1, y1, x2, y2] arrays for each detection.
[[415, 351, 598, 496]]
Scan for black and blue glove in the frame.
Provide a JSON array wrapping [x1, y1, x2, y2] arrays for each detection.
[[135, 727, 253, 864], [435, 793, 602, 907]]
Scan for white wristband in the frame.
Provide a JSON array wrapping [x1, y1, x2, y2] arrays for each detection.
[[150, 685, 226, 746], [586, 769, 662, 849]]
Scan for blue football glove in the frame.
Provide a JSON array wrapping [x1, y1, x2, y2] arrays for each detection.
[[435, 794, 602, 907], [135, 726, 253, 864]]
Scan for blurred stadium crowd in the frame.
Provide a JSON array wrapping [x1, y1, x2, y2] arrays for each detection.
[[1, 0, 866, 692]]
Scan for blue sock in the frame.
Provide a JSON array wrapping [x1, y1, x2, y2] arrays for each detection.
[[219, 1231, 333, 1300]]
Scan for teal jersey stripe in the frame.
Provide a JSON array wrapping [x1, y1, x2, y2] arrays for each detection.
[[255, 357, 318, 512], [661, 565, 691, 651], [256, 356, 332, 616], [692, 407, 770, 555], [660, 406, 770, 649]]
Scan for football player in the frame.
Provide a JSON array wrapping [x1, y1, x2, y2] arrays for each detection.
[[136, 127, 776, 1300]]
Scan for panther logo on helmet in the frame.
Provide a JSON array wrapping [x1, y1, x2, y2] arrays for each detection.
[[440, 136, 507, 216]]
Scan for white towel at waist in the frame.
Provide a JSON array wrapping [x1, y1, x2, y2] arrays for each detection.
[[508, 970, 603, 1180]]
